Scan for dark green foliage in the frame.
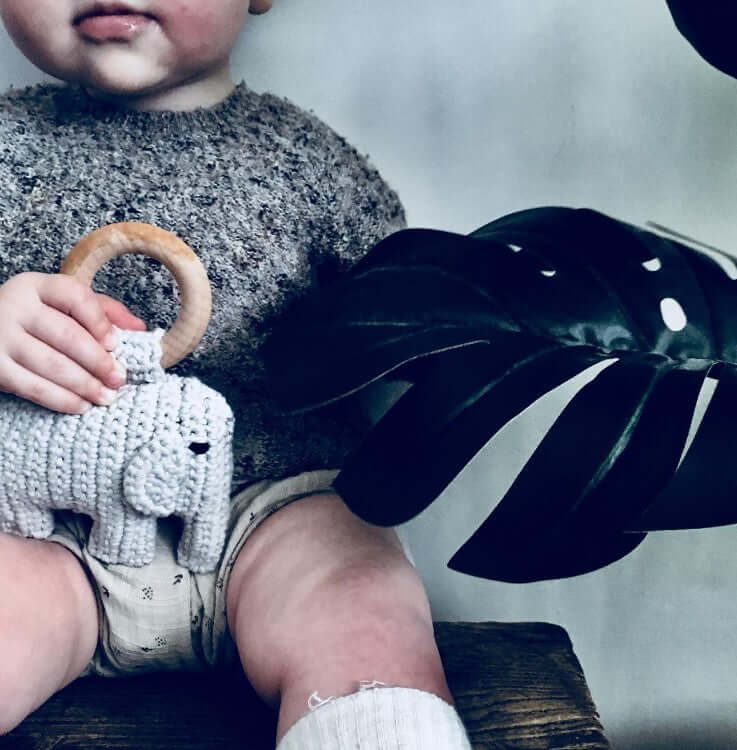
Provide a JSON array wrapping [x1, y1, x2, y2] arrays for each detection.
[[264, 207, 737, 581]]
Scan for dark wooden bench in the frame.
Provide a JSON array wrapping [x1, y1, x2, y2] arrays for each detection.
[[3, 621, 610, 749]]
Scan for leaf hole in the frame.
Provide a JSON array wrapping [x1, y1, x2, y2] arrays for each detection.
[[642, 258, 662, 272], [660, 297, 687, 332], [507, 244, 522, 253]]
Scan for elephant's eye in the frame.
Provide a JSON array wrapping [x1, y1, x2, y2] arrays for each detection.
[[189, 442, 210, 455]]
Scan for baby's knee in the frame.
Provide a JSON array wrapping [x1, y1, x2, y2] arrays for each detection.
[[315, 545, 433, 630], [0, 594, 45, 734], [234, 514, 430, 650], [296, 552, 438, 659], [0, 535, 98, 733], [0, 668, 30, 735], [262, 552, 435, 683]]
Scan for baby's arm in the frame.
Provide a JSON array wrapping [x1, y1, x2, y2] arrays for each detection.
[[312, 129, 407, 282], [302, 126, 409, 419], [0, 272, 144, 414]]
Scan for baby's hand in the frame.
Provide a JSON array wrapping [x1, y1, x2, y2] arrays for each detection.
[[0, 272, 146, 414]]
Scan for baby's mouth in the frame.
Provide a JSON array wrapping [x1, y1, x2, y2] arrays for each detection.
[[74, 5, 156, 42]]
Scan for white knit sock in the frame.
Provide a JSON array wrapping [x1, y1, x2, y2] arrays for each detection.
[[276, 685, 472, 749]]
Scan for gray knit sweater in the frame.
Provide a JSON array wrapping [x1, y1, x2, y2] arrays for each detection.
[[0, 81, 406, 493]]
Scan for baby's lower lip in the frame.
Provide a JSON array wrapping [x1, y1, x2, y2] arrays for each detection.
[[76, 13, 153, 42]]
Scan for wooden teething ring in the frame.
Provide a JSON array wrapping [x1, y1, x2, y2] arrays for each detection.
[[60, 222, 212, 369]]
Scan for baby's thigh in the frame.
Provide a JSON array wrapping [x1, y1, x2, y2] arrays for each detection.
[[0, 532, 98, 734]]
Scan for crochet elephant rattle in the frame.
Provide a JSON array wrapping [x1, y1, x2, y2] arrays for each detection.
[[0, 223, 234, 573]]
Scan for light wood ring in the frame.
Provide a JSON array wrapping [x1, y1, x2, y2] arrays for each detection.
[[60, 222, 212, 369]]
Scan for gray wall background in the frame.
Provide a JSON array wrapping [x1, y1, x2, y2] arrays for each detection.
[[2, 2, 737, 747]]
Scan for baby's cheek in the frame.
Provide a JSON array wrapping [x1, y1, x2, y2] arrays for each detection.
[[163, 0, 244, 61], [0, 4, 77, 74]]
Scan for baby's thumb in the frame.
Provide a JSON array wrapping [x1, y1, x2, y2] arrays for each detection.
[[96, 293, 147, 331]]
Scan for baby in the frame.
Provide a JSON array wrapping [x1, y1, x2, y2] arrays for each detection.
[[0, 1, 471, 748]]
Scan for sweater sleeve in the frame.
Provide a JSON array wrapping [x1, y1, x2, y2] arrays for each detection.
[[313, 128, 407, 285]]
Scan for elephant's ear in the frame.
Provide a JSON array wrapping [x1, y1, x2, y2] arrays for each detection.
[[124, 434, 188, 516]]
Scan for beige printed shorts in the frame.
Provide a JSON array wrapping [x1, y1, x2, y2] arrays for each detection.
[[46, 469, 344, 678]]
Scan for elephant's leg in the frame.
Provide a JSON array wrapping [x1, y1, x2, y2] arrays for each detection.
[[120, 512, 159, 566], [87, 511, 158, 567], [177, 507, 228, 573], [0, 500, 55, 539]]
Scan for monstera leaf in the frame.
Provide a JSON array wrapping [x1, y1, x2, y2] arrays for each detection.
[[666, 0, 737, 79], [264, 207, 737, 582]]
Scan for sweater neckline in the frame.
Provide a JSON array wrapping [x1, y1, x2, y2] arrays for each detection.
[[51, 79, 254, 128]]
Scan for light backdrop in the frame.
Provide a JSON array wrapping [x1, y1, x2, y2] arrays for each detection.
[[3, 3, 736, 747]]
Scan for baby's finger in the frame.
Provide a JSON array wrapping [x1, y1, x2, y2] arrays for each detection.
[[96, 293, 147, 333], [22, 306, 126, 391], [0, 355, 92, 415], [39, 275, 118, 349], [9, 330, 123, 408]]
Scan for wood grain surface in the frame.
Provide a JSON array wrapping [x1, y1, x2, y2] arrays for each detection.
[[3, 621, 610, 749]]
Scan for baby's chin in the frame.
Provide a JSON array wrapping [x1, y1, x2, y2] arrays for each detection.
[[72, 51, 174, 105]]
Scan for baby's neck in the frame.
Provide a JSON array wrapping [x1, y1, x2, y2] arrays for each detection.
[[83, 62, 235, 113]]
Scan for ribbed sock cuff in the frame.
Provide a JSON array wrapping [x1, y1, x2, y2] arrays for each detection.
[[276, 686, 472, 749]]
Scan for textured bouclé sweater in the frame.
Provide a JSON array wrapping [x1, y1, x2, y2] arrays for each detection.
[[0, 81, 406, 492]]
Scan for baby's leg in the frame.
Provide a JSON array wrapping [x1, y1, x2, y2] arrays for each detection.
[[226, 492, 468, 746], [0, 533, 98, 734]]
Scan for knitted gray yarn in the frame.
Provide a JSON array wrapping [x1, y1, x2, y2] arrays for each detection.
[[0, 327, 234, 573], [0, 81, 406, 493]]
